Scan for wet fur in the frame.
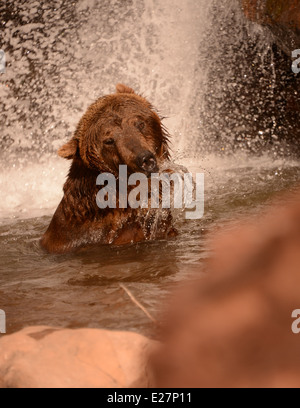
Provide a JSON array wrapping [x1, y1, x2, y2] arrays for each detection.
[[41, 84, 176, 254]]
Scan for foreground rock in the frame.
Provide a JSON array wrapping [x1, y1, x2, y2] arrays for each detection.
[[151, 189, 300, 388], [0, 327, 154, 388]]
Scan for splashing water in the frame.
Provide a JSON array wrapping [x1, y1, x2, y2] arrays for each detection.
[[0, 0, 213, 218], [0, 0, 299, 334]]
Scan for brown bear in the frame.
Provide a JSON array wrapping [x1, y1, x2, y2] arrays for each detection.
[[41, 84, 177, 254]]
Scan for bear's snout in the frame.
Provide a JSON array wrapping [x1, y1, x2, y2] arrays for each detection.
[[136, 151, 158, 174]]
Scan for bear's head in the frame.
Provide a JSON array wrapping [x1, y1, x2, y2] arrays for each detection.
[[58, 84, 170, 177]]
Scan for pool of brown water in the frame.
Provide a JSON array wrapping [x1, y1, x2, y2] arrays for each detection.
[[0, 155, 299, 335]]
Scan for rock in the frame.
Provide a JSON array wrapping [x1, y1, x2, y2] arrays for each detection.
[[241, 0, 300, 52], [0, 327, 155, 388], [241, 0, 300, 28], [150, 189, 300, 388]]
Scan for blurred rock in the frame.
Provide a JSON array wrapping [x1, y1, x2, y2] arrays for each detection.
[[241, 0, 300, 52], [0, 327, 155, 388], [151, 188, 300, 388]]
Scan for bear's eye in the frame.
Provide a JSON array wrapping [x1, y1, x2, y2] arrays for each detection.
[[136, 121, 145, 132], [104, 138, 115, 146]]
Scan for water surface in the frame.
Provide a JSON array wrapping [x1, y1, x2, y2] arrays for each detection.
[[1, 155, 299, 335]]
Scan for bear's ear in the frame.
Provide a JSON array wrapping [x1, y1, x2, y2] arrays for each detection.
[[58, 138, 79, 160], [116, 83, 136, 94]]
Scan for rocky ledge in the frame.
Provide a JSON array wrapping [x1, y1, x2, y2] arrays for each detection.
[[0, 327, 155, 388]]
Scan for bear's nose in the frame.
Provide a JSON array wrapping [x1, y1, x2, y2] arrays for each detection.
[[136, 152, 158, 174]]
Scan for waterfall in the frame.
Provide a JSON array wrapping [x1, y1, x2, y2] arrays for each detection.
[[0, 0, 214, 159], [0, 0, 297, 218]]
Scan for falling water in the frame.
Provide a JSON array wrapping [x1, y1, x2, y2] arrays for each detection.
[[0, 0, 299, 334], [0, 0, 213, 217]]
